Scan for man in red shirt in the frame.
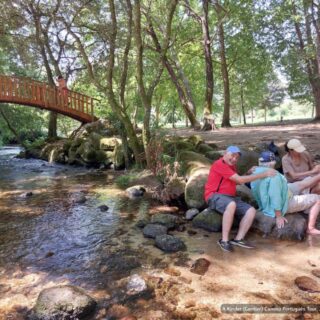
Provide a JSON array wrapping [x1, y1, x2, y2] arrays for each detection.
[[204, 146, 276, 252]]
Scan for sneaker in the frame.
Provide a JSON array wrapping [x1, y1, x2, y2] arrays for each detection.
[[230, 239, 255, 249], [217, 239, 233, 252]]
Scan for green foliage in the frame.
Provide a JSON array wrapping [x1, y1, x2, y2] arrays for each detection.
[[1, 0, 319, 158], [115, 172, 140, 189], [24, 137, 46, 150]]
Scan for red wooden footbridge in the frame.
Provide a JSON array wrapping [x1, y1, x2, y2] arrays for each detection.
[[0, 75, 97, 123]]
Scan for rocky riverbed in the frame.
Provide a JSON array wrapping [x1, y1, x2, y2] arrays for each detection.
[[1, 128, 320, 319]]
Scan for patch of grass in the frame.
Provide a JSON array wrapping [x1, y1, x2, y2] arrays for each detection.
[[115, 172, 139, 189]]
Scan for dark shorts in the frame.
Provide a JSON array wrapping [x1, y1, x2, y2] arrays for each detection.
[[207, 193, 252, 218]]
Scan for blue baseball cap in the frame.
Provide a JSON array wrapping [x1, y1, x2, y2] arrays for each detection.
[[259, 151, 276, 163], [226, 146, 241, 155]]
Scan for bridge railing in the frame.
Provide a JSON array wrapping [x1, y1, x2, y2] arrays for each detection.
[[0, 75, 95, 122]]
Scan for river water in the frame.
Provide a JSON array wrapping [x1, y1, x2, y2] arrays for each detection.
[[0, 146, 155, 319], [1, 146, 320, 320]]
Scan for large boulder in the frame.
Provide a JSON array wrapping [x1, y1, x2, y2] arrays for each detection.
[[253, 211, 307, 240], [33, 285, 96, 319], [100, 137, 122, 151], [178, 151, 211, 176], [186, 135, 204, 147], [112, 140, 125, 169], [196, 143, 216, 155], [76, 141, 107, 166], [236, 150, 259, 175], [40, 141, 67, 164], [192, 208, 222, 232], [236, 184, 258, 207], [151, 214, 178, 229], [155, 235, 186, 252], [163, 139, 195, 157], [205, 150, 223, 161], [143, 224, 168, 238], [163, 177, 186, 202], [179, 150, 211, 209], [185, 167, 210, 209]]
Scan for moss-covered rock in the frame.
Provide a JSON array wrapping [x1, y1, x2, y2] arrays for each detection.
[[39, 141, 67, 164], [100, 137, 122, 151], [112, 141, 125, 169], [185, 167, 210, 209], [163, 139, 195, 157], [236, 150, 259, 175], [196, 143, 216, 155], [178, 150, 211, 177], [187, 135, 204, 147], [192, 208, 222, 232], [205, 150, 223, 161], [88, 132, 102, 150]]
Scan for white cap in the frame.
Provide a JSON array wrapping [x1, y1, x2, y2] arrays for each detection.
[[287, 139, 306, 153]]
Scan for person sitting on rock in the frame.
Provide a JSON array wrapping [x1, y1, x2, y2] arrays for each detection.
[[204, 146, 277, 252], [205, 113, 218, 131], [251, 151, 320, 235], [282, 138, 320, 195]]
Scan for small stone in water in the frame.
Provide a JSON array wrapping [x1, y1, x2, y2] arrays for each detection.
[[190, 258, 211, 275], [99, 205, 109, 211], [45, 252, 54, 258]]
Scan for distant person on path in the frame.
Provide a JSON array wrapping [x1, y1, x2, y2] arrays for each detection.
[[282, 139, 320, 195], [57, 75, 68, 107], [206, 113, 218, 131], [251, 151, 320, 235], [204, 146, 277, 252]]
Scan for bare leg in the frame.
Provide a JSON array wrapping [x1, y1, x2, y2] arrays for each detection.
[[235, 207, 256, 240], [307, 200, 320, 235], [222, 201, 236, 242], [294, 173, 320, 194], [311, 182, 320, 195]]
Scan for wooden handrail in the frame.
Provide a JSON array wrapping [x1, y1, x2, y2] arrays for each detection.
[[0, 75, 97, 123]]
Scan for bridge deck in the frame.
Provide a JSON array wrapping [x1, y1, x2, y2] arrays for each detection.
[[0, 75, 97, 123]]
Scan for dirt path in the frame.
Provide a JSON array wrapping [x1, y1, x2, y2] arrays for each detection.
[[165, 121, 320, 157]]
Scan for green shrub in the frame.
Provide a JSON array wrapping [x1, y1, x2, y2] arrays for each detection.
[[24, 137, 46, 150]]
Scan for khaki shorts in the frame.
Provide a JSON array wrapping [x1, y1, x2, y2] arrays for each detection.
[[288, 176, 312, 196], [287, 194, 320, 214]]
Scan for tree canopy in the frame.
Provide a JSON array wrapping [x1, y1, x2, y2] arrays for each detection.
[[0, 0, 319, 164]]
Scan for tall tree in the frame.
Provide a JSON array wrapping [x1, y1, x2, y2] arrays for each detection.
[[146, 0, 201, 129], [259, 0, 320, 120], [183, 0, 215, 130]]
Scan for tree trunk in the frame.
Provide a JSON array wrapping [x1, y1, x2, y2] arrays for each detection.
[[217, 8, 231, 127], [0, 107, 25, 147], [293, 2, 320, 121], [48, 112, 58, 139], [107, 0, 145, 167], [240, 87, 246, 125], [310, 79, 320, 120], [146, 3, 201, 130], [202, 0, 214, 119], [30, 6, 58, 139]]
